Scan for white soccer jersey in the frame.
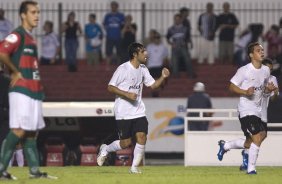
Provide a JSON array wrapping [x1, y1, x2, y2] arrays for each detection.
[[261, 75, 279, 122], [109, 61, 155, 120], [230, 63, 270, 118]]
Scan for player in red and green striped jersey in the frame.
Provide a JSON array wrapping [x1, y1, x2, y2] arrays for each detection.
[[0, 1, 57, 180]]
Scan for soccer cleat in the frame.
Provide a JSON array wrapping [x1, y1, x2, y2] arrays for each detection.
[[97, 144, 108, 166], [239, 150, 248, 171], [247, 170, 257, 175], [0, 171, 17, 180], [217, 140, 227, 161], [30, 172, 58, 179], [129, 167, 142, 174], [239, 164, 248, 171]]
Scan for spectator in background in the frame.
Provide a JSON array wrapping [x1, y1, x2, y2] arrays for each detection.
[[144, 29, 157, 47], [179, 7, 193, 49], [179, 7, 193, 50], [120, 14, 137, 62], [0, 9, 13, 41], [0, 66, 9, 149], [103, 1, 125, 65], [61, 11, 82, 72], [187, 82, 212, 131], [40, 21, 60, 65], [234, 24, 264, 67], [167, 14, 196, 78], [217, 2, 239, 64], [197, 2, 217, 65], [263, 25, 282, 59], [9, 143, 24, 167], [146, 31, 169, 97], [234, 28, 252, 67], [84, 13, 103, 66]]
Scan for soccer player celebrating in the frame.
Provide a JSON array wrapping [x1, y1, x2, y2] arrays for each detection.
[[0, 1, 56, 180], [97, 42, 170, 173], [217, 42, 277, 174], [239, 58, 279, 171]]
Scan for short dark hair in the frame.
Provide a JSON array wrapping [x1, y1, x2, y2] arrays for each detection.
[[128, 42, 144, 59], [180, 7, 189, 13], [247, 42, 260, 60], [262, 58, 273, 66], [45, 21, 53, 30], [19, 0, 38, 15], [89, 13, 96, 19]]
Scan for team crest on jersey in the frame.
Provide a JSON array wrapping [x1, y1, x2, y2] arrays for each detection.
[[5, 34, 18, 43]]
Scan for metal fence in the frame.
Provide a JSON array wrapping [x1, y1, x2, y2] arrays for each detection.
[[1, 1, 282, 59]]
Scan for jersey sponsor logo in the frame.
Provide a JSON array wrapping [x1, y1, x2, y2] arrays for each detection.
[[5, 34, 18, 43], [129, 85, 140, 90], [23, 48, 34, 54], [254, 85, 264, 91]]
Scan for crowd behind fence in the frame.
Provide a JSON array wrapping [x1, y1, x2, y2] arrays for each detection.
[[1, 1, 282, 59]]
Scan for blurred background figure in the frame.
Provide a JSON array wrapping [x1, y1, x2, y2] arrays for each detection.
[[84, 13, 103, 66], [234, 24, 264, 67], [197, 2, 217, 65], [9, 143, 24, 167], [186, 82, 212, 131], [120, 14, 137, 62], [103, 1, 125, 65], [61, 11, 82, 72], [179, 7, 193, 50], [217, 2, 239, 64], [40, 21, 60, 65], [0, 65, 9, 149], [0, 8, 13, 41], [263, 25, 282, 60], [167, 14, 196, 78], [146, 30, 169, 97], [144, 29, 157, 47]]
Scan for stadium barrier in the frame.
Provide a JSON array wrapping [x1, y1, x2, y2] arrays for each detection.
[[42, 102, 114, 117], [185, 108, 282, 166]]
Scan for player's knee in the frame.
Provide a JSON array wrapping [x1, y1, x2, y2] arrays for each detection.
[[11, 128, 25, 138], [120, 139, 132, 149], [136, 133, 147, 145]]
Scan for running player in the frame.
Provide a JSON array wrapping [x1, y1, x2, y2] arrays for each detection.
[[217, 42, 277, 174], [97, 42, 170, 173], [239, 58, 279, 171]]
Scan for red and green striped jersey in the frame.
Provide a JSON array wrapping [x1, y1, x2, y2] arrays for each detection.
[[0, 26, 44, 100]]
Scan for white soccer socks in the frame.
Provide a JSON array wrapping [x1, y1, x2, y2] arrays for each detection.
[[248, 143, 259, 173], [106, 140, 122, 152], [224, 138, 245, 150], [132, 143, 145, 168]]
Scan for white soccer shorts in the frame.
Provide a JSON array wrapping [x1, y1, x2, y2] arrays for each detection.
[[9, 92, 45, 131]]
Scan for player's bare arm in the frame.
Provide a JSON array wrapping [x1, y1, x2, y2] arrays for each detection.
[[108, 85, 137, 101], [229, 83, 254, 96], [150, 68, 170, 90], [0, 53, 23, 86]]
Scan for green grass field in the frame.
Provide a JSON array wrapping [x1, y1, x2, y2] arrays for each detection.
[[2, 166, 282, 184]]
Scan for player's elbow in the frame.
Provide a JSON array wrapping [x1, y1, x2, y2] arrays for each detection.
[[229, 83, 235, 93], [107, 85, 114, 93]]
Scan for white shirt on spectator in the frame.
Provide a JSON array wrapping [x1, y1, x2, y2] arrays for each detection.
[[146, 43, 168, 68], [41, 32, 60, 59], [0, 19, 13, 41]]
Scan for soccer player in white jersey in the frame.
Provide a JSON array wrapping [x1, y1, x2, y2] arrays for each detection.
[[239, 58, 279, 171], [97, 42, 170, 173], [216, 42, 277, 174]]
